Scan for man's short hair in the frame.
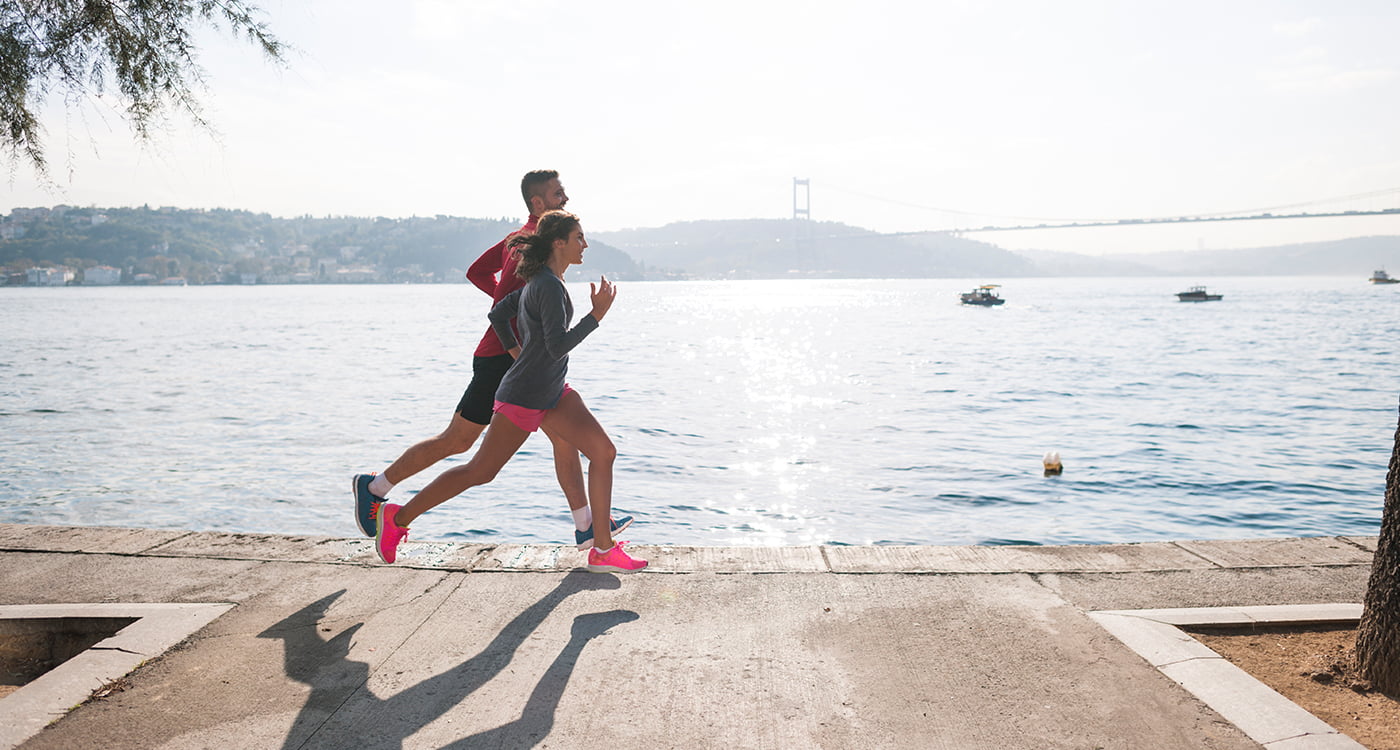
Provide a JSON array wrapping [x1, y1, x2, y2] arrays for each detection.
[[521, 170, 559, 208]]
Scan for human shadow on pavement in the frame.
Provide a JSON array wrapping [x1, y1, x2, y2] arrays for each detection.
[[259, 570, 633, 749], [442, 609, 640, 749], [257, 588, 367, 748]]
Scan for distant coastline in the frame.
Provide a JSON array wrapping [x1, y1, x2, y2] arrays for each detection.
[[3, 205, 1399, 286]]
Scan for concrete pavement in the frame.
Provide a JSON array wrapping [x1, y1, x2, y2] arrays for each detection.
[[0, 524, 1378, 749]]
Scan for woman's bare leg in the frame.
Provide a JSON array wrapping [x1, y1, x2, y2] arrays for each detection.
[[539, 390, 617, 548], [394, 413, 531, 528]]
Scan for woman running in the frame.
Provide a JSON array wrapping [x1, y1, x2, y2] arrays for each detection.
[[374, 210, 646, 573]]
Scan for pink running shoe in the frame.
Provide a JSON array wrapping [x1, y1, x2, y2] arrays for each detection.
[[587, 541, 647, 573], [376, 503, 409, 564]]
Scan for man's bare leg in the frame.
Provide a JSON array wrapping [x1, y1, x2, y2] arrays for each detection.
[[381, 413, 487, 487], [542, 426, 587, 511]]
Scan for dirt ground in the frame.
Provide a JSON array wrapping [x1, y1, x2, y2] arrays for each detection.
[[1191, 626, 1400, 750], [0, 632, 57, 699]]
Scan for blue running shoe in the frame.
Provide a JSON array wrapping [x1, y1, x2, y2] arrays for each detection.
[[352, 474, 385, 537], [575, 514, 634, 550]]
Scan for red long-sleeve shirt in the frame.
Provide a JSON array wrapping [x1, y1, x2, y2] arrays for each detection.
[[466, 215, 537, 357]]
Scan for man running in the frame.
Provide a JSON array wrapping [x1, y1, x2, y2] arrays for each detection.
[[352, 170, 630, 548]]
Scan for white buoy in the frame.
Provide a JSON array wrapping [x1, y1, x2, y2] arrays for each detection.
[[1042, 451, 1063, 476]]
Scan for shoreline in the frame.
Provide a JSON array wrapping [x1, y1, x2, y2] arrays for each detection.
[[0, 522, 1377, 573]]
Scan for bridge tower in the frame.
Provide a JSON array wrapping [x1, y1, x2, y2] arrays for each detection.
[[793, 178, 812, 271]]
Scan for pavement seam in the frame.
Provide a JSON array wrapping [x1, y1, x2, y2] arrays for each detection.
[[1, 545, 1375, 576], [1181, 563, 1370, 574]]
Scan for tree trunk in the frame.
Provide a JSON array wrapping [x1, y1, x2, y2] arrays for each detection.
[[1357, 398, 1400, 693]]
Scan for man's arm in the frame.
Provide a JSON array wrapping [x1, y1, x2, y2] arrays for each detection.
[[466, 238, 508, 296]]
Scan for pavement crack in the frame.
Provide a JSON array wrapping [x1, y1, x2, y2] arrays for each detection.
[[356, 572, 458, 620], [367, 574, 468, 661], [90, 645, 144, 656], [135, 530, 196, 555], [1336, 536, 1376, 555], [1169, 541, 1222, 568], [1158, 655, 1220, 668]]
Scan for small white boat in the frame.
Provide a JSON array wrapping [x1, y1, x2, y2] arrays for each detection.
[[1176, 286, 1222, 302], [960, 284, 1004, 306], [1370, 268, 1400, 285]]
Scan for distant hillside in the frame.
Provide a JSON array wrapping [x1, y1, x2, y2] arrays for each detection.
[[1107, 236, 1400, 276], [9, 206, 1395, 282], [1012, 249, 1162, 277], [1, 206, 643, 283], [594, 219, 1038, 278], [597, 219, 1400, 278]]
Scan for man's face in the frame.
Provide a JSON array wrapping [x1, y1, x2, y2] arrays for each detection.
[[533, 178, 568, 214]]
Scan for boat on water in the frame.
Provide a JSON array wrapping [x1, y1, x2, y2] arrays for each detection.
[[960, 284, 1004, 306], [1370, 268, 1400, 284], [1176, 286, 1222, 302]]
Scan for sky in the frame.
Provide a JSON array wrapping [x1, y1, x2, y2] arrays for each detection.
[[5, 0, 1400, 255]]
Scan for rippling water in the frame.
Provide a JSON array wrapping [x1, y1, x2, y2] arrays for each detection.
[[2, 277, 1395, 546]]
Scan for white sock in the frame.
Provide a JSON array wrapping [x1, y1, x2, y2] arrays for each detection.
[[369, 473, 394, 498], [571, 506, 592, 532]]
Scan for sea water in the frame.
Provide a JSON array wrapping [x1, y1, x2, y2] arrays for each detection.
[[1, 277, 1396, 546]]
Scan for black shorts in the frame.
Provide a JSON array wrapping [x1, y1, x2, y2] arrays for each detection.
[[455, 353, 515, 425]]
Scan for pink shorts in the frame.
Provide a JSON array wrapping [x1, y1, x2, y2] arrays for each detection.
[[494, 385, 574, 433]]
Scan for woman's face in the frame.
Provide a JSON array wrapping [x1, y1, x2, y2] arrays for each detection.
[[554, 225, 588, 266]]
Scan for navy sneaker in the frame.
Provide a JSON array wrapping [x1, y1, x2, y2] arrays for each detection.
[[575, 514, 634, 550], [352, 474, 385, 537]]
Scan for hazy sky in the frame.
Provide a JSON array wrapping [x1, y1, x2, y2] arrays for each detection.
[[6, 0, 1400, 254]]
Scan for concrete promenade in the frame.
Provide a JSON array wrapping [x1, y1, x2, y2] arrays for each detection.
[[0, 523, 1379, 749]]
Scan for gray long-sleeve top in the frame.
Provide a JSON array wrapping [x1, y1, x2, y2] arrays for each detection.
[[488, 272, 599, 410]]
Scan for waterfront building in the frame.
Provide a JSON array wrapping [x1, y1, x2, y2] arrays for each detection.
[[26, 267, 74, 286], [83, 266, 121, 285]]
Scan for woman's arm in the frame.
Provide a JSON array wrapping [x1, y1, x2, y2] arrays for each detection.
[[538, 277, 600, 360], [488, 288, 523, 351]]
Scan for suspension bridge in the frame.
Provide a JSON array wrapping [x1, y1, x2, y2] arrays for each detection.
[[797, 181, 1400, 236], [958, 205, 1400, 233]]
